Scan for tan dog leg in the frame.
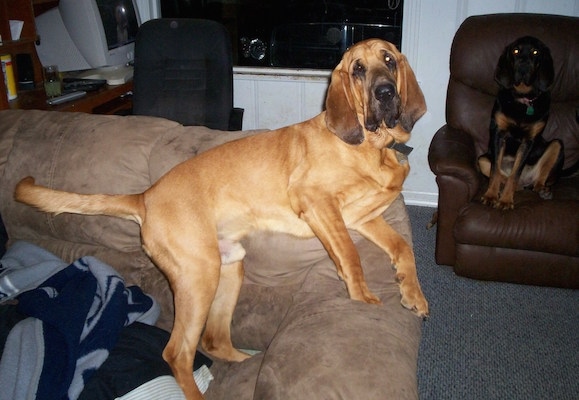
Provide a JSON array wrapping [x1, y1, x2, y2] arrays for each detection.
[[325, 233, 380, 305], [162, 258, 219, 400], [531, 140, 562, 199], [478, 156, 491, 177], [297, 199, 381, 305], [356, 216, 429, 317], [481, 143, 506, 207], [497, 141, 529, 210], [141, 217, 222, 399], [202, 260, 251, 361]]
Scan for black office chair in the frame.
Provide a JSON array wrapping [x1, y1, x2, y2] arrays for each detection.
[[132, 18, 243, 130]]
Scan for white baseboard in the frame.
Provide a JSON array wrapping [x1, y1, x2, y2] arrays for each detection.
[[402, 190, 438, 208]]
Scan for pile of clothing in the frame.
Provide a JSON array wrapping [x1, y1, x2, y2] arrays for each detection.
[[0, 241, 212, 400]]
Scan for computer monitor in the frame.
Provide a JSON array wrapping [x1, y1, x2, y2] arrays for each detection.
[[35, 0, 141, 72]]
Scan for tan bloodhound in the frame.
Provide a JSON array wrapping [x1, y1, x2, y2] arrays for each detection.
[[15, 38, 428, 399]]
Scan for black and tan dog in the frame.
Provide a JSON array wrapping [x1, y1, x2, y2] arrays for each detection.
[[479, 36, 563, 210], [14, 39, 428, 399]]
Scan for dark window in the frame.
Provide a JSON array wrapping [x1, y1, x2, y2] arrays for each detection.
[[160, 0, 404, 69]]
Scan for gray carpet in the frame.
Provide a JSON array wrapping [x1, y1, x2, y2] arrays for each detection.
[[408, 205, 579, 400]]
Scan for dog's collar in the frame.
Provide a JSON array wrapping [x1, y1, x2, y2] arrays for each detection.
[[387, 141, 413, 155], [516, 94, 540, 116]]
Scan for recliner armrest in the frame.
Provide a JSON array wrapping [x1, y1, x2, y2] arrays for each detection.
[[428, 125, 481, 200], [428, 125, 483, 266]]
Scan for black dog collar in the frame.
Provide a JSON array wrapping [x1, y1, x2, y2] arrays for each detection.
[[387, 141, 414, 155]]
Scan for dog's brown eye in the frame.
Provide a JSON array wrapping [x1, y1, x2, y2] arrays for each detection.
[[532, 49, 539, 56], [353, 60, 366, 77], [384, 54, 396, 69], [513, 48, 520, 55]]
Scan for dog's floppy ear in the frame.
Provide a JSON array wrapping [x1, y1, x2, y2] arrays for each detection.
[[495, 43, 514, 88], [325, 62, 365, 145], [396, 55, 426, 132], [537, 44, 554, 92]]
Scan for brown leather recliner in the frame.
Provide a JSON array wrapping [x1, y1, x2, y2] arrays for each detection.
[[428, 13, 579, 289]]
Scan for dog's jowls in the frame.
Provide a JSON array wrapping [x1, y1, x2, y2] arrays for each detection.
[[15, 39, 428, 400], [479, 35, 563, 210]]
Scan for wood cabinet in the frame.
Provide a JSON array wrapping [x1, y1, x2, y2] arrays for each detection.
[[0, 0, 52, 109], [1, 1, 131, 115], [11, 81, 134, 115]]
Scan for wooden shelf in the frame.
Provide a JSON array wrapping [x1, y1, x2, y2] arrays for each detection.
[[32, 0, 59, 17], [0, 0, 45, 108], [1, 0, 129, 115], [9, 81, 134, 115], [1, 0, 37, 41]]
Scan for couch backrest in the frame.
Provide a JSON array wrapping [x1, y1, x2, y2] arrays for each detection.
[[446, 13, 579, 170], [0, 110, 251, 252]]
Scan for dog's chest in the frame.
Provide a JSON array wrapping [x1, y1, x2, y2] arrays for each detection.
[[335, 150, 408, 223], [495, 90, 548, 125], [217, 204, 314, 241], [494, 108, 546, 143]]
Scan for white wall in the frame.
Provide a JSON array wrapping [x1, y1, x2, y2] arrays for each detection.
[[135, 0, 161, 22], [233, 0, 578, 206]]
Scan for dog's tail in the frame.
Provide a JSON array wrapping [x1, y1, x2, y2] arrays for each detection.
[[14, 177, 145, 225]]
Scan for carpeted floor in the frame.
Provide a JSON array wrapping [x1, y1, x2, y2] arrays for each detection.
[[407, 205, 579, 400]]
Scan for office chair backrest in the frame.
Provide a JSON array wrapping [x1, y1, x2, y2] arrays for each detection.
[[133, 19, 236, 130]]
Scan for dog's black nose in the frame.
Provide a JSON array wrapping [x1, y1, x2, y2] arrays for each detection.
[[375, 83, 396, 102]]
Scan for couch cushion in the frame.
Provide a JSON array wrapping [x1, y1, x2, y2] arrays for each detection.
[[455, 197, 579, 258], [253, 291, 421, 400], [0, 110, 252, 253], [229, 194, 418, 366]]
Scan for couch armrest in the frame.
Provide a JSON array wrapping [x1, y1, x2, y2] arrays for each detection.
[[428, 125, 482, 266]]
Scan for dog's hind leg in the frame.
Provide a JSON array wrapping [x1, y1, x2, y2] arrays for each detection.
[[164, 250, 221, 400], [202, 258, 251, 362], [531, 139, 563, 199], [478, 155, 492, 177], [142, 228, 222, 400]]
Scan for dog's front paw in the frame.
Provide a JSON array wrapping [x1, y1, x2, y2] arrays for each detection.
[[481, 193, 497, 206], [494, 198, 514, 210], [397, 273, 429, 318], [356, 287, 382, 305], [347, 279, 382, 305], [364, 292, 382, 305]]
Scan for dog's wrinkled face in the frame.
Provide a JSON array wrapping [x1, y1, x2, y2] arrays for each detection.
[[495, 36, 554, 94], [325, 39, 426, 148], [350, 44, 401, 132]]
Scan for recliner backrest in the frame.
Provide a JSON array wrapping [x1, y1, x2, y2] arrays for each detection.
[[446, 13, 578, 169]]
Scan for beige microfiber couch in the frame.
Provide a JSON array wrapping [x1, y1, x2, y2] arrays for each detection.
[[0, 109, 421, 399]]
